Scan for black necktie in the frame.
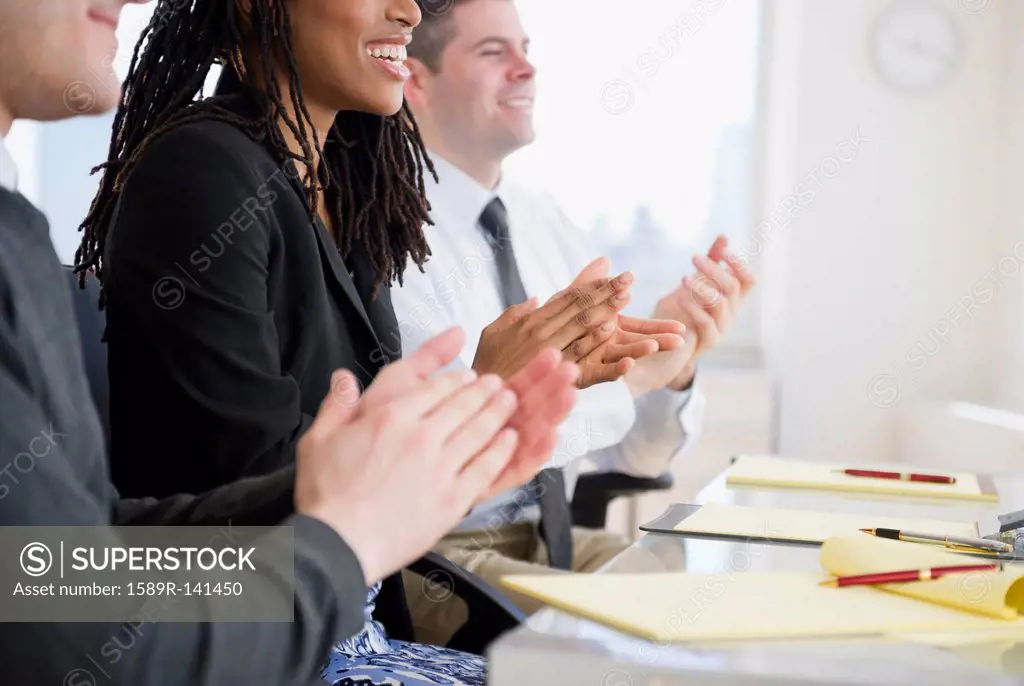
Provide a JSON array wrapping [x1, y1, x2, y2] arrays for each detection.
[[478, 197, 573, 570], [478, 197, 527, 307]]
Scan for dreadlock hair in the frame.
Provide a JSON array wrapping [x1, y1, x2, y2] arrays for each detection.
[[75, 0, 436, 304]]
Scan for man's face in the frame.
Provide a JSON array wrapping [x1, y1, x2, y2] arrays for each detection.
[[0, 0, 138, 127], [414, 0, 536, 160]]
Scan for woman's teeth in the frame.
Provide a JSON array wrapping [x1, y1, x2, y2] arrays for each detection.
[[367, 45, 407, 64]]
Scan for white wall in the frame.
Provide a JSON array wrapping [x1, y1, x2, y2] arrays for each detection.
[[759, 0, 1021, 461], [896, 401, 1024, 472], [997, 0, 1024, 414]]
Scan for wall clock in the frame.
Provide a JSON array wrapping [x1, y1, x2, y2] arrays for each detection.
[[871, 0, 963, 93]]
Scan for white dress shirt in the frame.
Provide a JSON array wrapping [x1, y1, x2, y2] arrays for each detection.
[[392, 152, 706, 530], [0, 134, 17, 191]]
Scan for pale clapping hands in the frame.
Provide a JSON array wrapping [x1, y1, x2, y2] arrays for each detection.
[[649, 235, 757, 391], [295, 327, 578, 584]]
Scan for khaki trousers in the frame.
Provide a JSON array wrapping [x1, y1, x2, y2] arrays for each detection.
[[402, 522, 631, 646]]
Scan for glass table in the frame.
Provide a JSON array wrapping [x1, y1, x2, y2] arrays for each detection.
[[486, 467, 1024, 685]]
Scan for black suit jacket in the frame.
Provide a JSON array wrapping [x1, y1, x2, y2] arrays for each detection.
[[101, 79, 411, 638]]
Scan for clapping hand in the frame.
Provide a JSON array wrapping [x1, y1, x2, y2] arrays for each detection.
[[566, 257, 687, 389], [650, 235, 757, 391], [471, 262, 634, 385], [329, 326, 579, 502], [299, 326, 579, 585]]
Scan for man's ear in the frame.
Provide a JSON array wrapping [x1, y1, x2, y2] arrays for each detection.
[[403, 57, 432, 111]]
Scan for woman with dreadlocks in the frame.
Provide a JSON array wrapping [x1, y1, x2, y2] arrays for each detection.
[[75, 0, 639, 683]]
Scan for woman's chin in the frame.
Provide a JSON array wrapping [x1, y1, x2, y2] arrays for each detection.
[[356, 91, 406, 117]]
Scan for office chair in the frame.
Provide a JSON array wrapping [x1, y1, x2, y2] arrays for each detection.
[[63, 266, 524, 655], [572, 471, 675, 530]]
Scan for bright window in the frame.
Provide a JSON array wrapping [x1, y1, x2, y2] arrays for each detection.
[[505, 0, 764, 354]]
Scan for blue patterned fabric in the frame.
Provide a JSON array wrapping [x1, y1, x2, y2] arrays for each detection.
[[321, 582, 486, 686]]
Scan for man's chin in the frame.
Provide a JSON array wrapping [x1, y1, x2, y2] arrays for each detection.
[[57, 75, 120, 119], [499, 127, 535, 155]]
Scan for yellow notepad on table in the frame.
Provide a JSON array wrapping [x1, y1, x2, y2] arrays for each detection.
[[674, 502, 980, 544], [725, 455, 998, 502], [501, 533, 1024, 643]]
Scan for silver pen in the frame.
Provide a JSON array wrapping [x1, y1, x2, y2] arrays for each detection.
[[860, 528, 1013, 553]]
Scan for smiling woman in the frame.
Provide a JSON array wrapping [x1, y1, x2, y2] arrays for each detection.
[[367, 36, 412, 79], [76, 0, 433, 296], [68, 0, 498, 684]]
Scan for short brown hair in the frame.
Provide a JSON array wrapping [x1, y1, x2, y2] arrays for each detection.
[[411, 0, 505, 72]]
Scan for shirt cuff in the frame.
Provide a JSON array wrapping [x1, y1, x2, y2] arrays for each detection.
[[551, 377, 638, 462], [635, 367, 704, 455], [661, 364, 699, 416]]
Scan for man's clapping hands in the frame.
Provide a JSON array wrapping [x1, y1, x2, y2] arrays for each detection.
[[295, 327, 578, 585]]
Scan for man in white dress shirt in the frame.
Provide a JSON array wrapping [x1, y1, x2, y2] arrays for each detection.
[[395, 0, 757, 640]]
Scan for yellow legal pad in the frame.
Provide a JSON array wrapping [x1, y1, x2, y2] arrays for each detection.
[[725, 455, 998, 502], [674, 503, 980, 543], [500, 533, 1024, 643]]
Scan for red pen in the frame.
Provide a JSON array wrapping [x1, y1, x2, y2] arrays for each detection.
[[836, 468, 956, 484], [819, 563, 1000, 587]]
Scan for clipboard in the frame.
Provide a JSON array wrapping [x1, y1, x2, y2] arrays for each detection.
[[640, 503, 819, 547], [639, 503, 1024, 562]]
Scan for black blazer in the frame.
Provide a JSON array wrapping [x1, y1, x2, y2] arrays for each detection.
[[101, 77, 411, 638]]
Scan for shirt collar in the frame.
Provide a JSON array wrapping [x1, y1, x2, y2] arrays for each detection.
[[424, 150, 503, 232], [0, 133, 17, 192]]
